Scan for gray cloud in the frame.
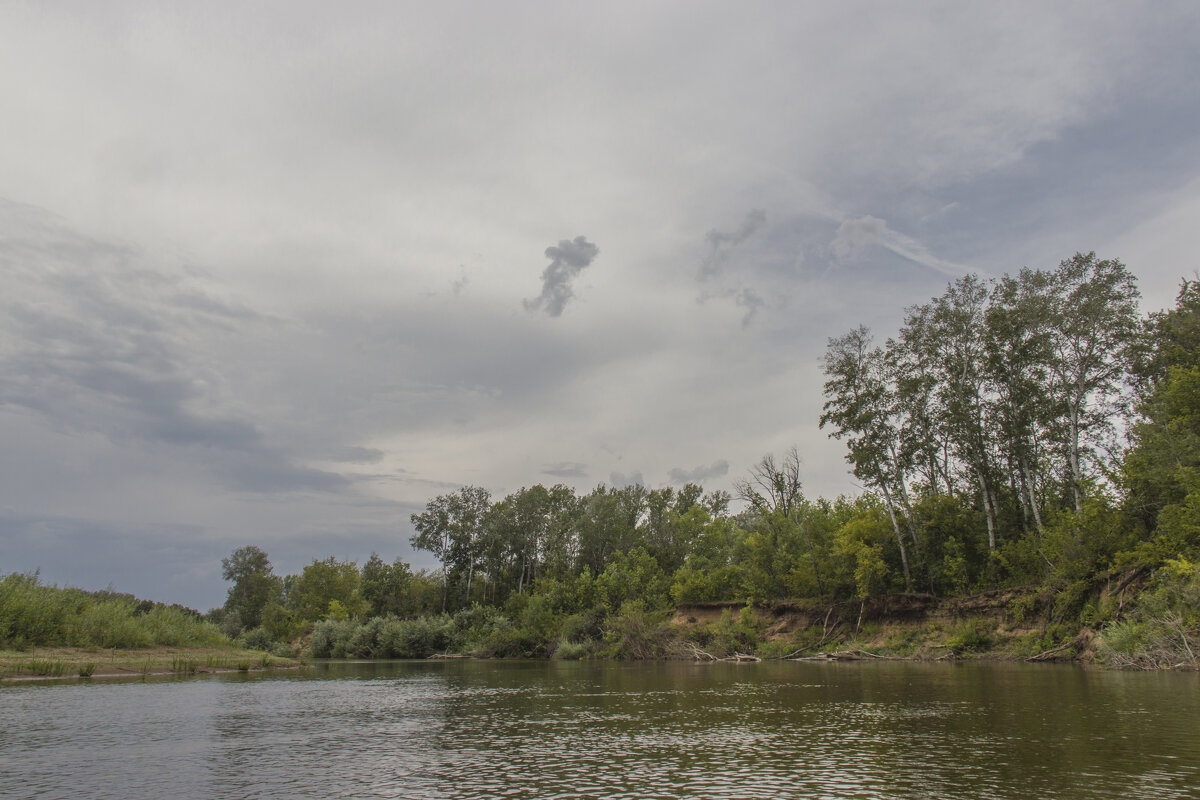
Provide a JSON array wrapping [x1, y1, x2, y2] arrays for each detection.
[[524, 236, 600, 317], [542, 461, 588, 479], [329, 446, 386, 464], [699, 209, 767, 280], [831, 216, 974, 278], [609, 471, 645, 488], [668, 460, 731, 485], [735, 289, 765, 327], [0, 201, 345, 495]]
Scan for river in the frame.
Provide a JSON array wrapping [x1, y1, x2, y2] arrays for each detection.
[[2, 660, 1197, 799]]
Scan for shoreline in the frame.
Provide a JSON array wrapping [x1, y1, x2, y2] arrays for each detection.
[[0, 646, 302, 684]]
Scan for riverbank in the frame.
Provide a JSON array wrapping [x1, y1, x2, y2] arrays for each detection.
[[672, 589, 1102, 664], [0, 646, 302, 682]]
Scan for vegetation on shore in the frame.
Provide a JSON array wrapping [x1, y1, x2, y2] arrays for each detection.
[[0, 573, 298, 681], [203, 256, 1198, 669], [4, 254, 1198, 671], [0, 646, 294, 682]]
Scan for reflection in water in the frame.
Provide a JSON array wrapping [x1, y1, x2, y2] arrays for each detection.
[[2, 661, 1198, 799]]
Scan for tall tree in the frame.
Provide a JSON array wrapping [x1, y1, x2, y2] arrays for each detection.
[[821, 326, 912, 586], [221, 545, 282, 631], [410, 486, 491, 611], [1044, 253, 1140, 510], [984, 268, 1055, 536], [1124, 279, 1200, 545], [926, 274, 1001, 549]]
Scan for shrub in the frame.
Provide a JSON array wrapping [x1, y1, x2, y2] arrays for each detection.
[[0, 573, 83, 648], [551, 638, 589, 660], [238, 626, 275, 652], [602, 600, 681, 660], [374, 615, 459, 658], [1098, 560, 1200, 668], [310, 619, 358, 658], [71, 599, 153, 649], [946, 619, 994, 653]]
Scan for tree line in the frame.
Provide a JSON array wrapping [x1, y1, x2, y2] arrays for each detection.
[[212, 253, 1200, 662]]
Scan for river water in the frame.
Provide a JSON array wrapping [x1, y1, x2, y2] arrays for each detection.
[[2, 660, 1198, 799]]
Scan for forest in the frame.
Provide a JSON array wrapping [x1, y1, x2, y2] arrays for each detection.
[[5, 253, 1198, 668]]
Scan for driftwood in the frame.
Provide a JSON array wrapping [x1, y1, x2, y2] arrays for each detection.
[[1025, 642, 1073, 662], [684, 643, 762, 663], [792, 649, 908, 662]]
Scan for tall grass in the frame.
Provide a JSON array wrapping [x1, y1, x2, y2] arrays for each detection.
[[0, 572, 228, 650]]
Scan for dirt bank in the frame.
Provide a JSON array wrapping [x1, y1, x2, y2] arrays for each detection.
[[673, 586, 1094, 662]]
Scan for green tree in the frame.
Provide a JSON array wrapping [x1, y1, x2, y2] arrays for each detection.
[[1124, 279, 1200, 562], [821, 326, 913, 586], [410, 486, 492, 611], [984, 269, 1055, 538], [288, 557, 367, 622], [576, 484, 647, 576], [361, 553, 415, 617], [221, 546, 282, 632], [1045, 252, 1141, 511]]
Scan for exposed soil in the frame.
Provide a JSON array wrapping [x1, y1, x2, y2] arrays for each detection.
[[673, 586, 1089, 663]]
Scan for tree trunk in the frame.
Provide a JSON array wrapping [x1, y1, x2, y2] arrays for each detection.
[[1021, 458, 1045, 536], [977, 468, 996, 551], [879, 483, 912, 588], [1067, 398, 1083, 512]]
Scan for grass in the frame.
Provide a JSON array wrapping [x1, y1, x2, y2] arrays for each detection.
[[0, 646, 300, 682], [26, 658, 68, 677]]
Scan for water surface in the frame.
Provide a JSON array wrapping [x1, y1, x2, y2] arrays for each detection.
[[2, 660, 1197, 799]]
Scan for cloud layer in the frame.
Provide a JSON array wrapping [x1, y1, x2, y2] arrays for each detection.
[[1, 4, 1198, 608]]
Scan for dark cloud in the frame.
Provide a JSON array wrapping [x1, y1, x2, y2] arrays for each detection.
[[698, 209, 766, 280], [0, 201, 346, 495], [524, 236, 600, 317], [542, 461, 588, 479], [668, 459, 730, 485]]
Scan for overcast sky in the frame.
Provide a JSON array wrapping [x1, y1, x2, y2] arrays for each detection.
[[3, 2, 1199, 610]]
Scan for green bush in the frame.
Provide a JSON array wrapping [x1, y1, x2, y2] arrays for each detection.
[[1098, 559, 1200, 668], [71, 600, 153, 649], [310, 619, 358, 658], [551, 638, 589, 660], [238, 626, 275, 652], [0, 573, 230, 651], [946, 619, 994, 653], [0, 573, 84, 648], [601, 600, 680, 659], [690, 606, 763, 657]]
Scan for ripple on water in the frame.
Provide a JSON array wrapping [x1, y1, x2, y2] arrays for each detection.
[[2, 662, 1200, 799]]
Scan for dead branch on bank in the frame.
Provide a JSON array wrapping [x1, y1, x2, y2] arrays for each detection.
[[684, 643, 762, 663], [1025, 642, 1073, 662], [770, 608, 843, 660], [791, 649, 906, 662]]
